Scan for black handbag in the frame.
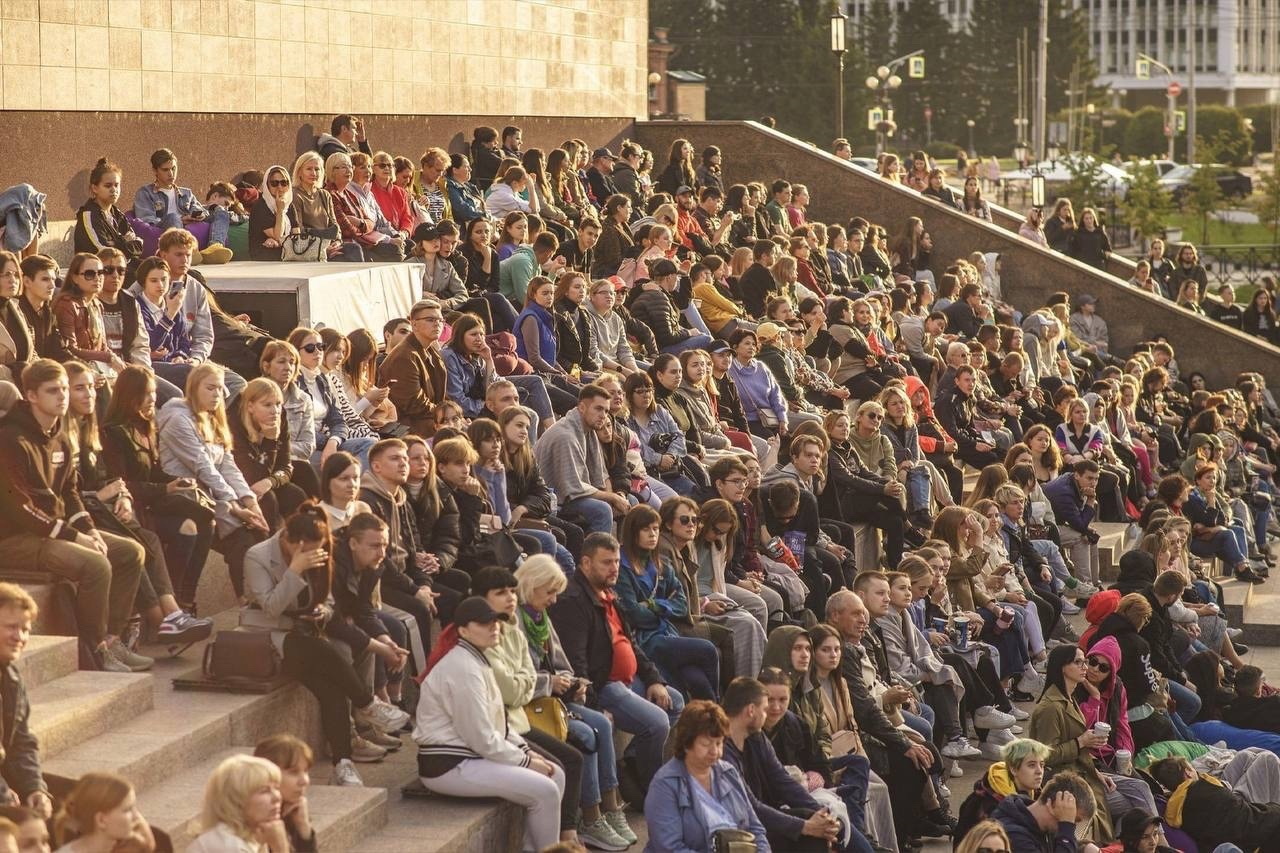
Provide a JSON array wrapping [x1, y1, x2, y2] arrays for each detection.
[[153, 487, 217, 524]]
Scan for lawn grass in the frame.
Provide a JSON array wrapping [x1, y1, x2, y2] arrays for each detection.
[[1162, 211, 1278, 246]]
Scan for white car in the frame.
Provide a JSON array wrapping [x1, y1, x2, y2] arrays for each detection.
[[999, 154, 1131, 200]]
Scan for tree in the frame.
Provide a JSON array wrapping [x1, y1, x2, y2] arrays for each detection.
[[1193, 106, 1253, 166], [890, 0, 965, 148], [1059, 154, 1110, 213], [1253, 164, 1280, 248], [1118, 163, 1174, 245], [649, 0, 716, 78], [1122, 106, 1170, 161], [1183, 137, 1226, 244]]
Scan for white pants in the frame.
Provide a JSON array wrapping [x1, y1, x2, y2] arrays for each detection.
[[1059, 527, 1101, 585], [422, 758, 566, 852], [865, 770, 897, 852], [723, 582, 783, 626]]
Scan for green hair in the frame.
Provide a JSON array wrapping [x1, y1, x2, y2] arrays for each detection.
[[1002, 738, 1052, 769]]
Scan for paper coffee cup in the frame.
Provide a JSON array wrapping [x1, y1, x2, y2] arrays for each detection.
[[1093, 722, 1111, 738], [1115, 749, 1133, 775]]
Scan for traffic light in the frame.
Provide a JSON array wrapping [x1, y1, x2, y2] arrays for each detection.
[[908, 56, 925, 78]]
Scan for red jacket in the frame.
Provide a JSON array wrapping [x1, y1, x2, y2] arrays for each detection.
[[371, 181, 412, 234], [906, 375, 954, 454]]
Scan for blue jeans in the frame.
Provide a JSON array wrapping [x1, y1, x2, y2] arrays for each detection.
[[312, 432, 376, 471], [519, 527, 575, 578], [645, 634, 720, 701], [683, 304, 713, 337], [567, 703, 618, 808], [510, 374, 555, 424], [905, 466, 931, 512], [561, 496, 615, 535], [1189, 523, 1248, 567], [1168, 680, 1202, 741], [657, 471, 696, 496], [596, 679, 684, 788], [831, 753, 874, 853], [903, 708, 933, 742], [659, 333, 713, 356], [1032, 538, 1070, 593], [206, 206, 232, 246]]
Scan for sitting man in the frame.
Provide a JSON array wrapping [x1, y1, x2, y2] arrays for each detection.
[[1222, 665, 1280, 732], [549, 532, 684, 795], [1043, 459, 1103, 590], [0, 360, 147, 673], [533, 385, 630, 535], [380, 299, 447, 437], [628, 259, 713, 356], [991, 770, 1096, 853], [1068, 294, 1113, 360], [316, 114, 371, 160], [934, 365, 1002, 470], [1149, 755, 1280, 852], [0, 583, 52, 821]]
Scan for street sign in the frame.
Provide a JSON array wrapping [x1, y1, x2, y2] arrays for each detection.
[[868, 108, 883, 131], [1175, 110, 1186, 132], [908, 56, 925, 78], [1136, 59, 1151, 79], [1167, 81, 1182, 97]]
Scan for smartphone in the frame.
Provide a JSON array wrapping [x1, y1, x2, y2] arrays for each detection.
[[167, 278, 186, 299]]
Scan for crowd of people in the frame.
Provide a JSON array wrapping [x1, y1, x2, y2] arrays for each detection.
[[0, 115, 1279, 853]]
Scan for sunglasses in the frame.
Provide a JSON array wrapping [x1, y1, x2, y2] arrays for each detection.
[[268, 179, 290, 188], [976, 848, 1011, 853], [675, 515, 698, 525], [79, 269, 101, 280], [865, 412, 883, 421], [298, 342, 322, 354], [102, 266, 127, 275], [1087, 656, 1111, 674]]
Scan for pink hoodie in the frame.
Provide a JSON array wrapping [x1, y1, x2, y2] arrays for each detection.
[[1079, 635, 1135, 767]]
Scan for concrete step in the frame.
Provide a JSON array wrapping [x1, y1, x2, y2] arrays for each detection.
[[29, 670, 154, 759], [137, 748, 388, 851], [15, 635, 79, 690], [348, 794, 523, 853], [1095, 521, 1134, 581]]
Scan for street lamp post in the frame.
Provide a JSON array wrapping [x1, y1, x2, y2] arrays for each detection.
[[966, 119, 975, 157], [865, 50, 919, 156], [1137, 52, 1178, 161], [831, 10, 847, 141]]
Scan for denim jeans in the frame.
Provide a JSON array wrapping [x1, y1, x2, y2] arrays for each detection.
[[312, 432, 376, 470], [1189, 524, 1248, 567], [659, 333, 713, 356], [561, 496, 615, 535], [567, 703, 618, 808], [645, 634, 720, 701], [519, 527, 576, 577], [510, 374, 555, 424], [1031, 538, 1070, 593], [596, 679, 684, 788], [683, 304, 713, 337], [1168, 680, 1202, 742], [905, 465, 931, 512], [206, 205, 232, 246]]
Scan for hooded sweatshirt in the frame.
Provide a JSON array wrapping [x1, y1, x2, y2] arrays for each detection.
[[1163, 771, 1280, 850], [359, 469, 425, 591], [1092, 612, 1161, 711], [991, 794, 1077, 853], [1078, 588, 1120, 651], [1077, 635, 1134, 768], [955, 760, 1026, 844], [905, 374, 954, 454], [761, 625, 831, 758]]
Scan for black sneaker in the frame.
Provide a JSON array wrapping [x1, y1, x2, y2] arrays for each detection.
[[1236, 568, 1266, 584]]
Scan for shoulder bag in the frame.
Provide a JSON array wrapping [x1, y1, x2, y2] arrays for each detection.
[[735, 374, 779, 431], [524, 696, 569, 740], [202, 630, 281, 685], [281, 232, 327, 263]]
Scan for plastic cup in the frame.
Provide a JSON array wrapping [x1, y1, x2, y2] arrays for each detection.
[[953, 616, 970, 650]]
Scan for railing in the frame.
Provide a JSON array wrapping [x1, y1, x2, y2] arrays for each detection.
[[1198, 244, 1280, 290]]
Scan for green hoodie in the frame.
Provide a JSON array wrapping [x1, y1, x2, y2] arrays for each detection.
[[762, 626, 831, 758]]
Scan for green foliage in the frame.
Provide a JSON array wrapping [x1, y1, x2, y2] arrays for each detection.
[[1241, 104, 1277, 156], [885, 0, 966, 147], [1194, 106, 1254, 166], [1122, 107, 1171, 160], [1183, 159, 1226, 245], [1253, 165, 1280, 243], [1059, 155, 1110, 212], [1118, 164, 1174, 242]]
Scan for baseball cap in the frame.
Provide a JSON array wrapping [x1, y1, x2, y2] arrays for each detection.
[[1078, 293, 1098, 306], [591, 147, 617, 161], [675, 185, 694, 196], [650, 258, 679, 278], [412, 223, 441, 243], [452, 596, 511, 627], [756, 322, 784, 341], [705, 340, 731, 355]]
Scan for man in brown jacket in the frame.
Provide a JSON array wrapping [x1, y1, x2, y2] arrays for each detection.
[[379, 299, 446, 437]]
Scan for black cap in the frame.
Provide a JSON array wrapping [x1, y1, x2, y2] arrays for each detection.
[[591, 147, 617, 161], [412, 223, 440, 243], [651, 258, 679, 278], [1078, 293, 1097, 306], [452, 596, 511, 627], [675, 185, 694, 195], [704, 340, 730, 355]]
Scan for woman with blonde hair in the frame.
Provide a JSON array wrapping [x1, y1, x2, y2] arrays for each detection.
[[54, 772, 153, 853], [187, 754, 283, 852], [228, 376, 309, 528], [954, 820, 1011, 853], [158, 362, 269, 595], [289, 151, 360, 261]]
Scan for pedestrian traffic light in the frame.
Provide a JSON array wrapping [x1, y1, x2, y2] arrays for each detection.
[[908, 56, 925, 78], [867, 108, 883, 131], [1135, 58, 1150, 80]]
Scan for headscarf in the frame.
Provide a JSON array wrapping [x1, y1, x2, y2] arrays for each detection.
[[260, 165, 293, 216]]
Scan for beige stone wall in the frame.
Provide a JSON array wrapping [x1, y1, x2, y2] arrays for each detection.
[[0, 0, 649, 118]]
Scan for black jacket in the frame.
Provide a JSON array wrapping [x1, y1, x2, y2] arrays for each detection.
[[611, 162, 643, 209], [738, 264, 776, 319], [552, 299, 599, 373], [1139, 587, 1185, 684], [764, 709, 832, 784], [0, 402, 94, 542], [839, 639, 910, 755], [0, 664, 44, 804], [1092, 612, 1161, 710], [328, 526, 386, 655], [992, 794, 1076, 853], [16, 297, 71, 363], [1222, 693, 1280, 734], [586, 167, 620, 208], [1166, 774, 1280, 851], [547, 570, 663, 705], [723, 731, 821, 842], [942, 299, 982, 340], [629, 285, 690, 349]]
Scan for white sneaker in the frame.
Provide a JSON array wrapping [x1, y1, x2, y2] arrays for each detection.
[[949, 761, 964, 777], [1019, 669, 1046, 694], [1060, 599, 1082, 615], [1227, 627, 1244, 640], [354, 699, 410, 733], [986, 726, 1017, 746], [940, 736, 982, 759], [938, 784, 951, 799], [1010, 706, 1030, 720], [973, 706, 1016, 730], [1010, 724, 1023, 734], [332, 758, 364, 786], [1071, 580, 1100, 597]]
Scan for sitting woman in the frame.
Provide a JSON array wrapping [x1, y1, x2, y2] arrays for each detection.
[[133, 256, 195, 393], [247, 165, 297, 261], [74, 158, 143, 274], [338, 327, 397, 433], [551, 270, 600, 380], [624, 371, 697, 496], [64, 361, 210, 655], [680, 348, 767, 459], [158, 363, 270, 596], [290, 152, 362, 262], [583, 277, 640, 377], [102, 365, 216, 620], [54, 253, 125, 377], [514, 276, 583, 416], [317, 327, 380, 446], [287, 326, 376, 471], [259, 340, 323, 498], [416, 595, 566, 853], [499, 406, 584, 561], [186, 755, 284, 853], [1055, 398, 1130, 523], [643, 701, 769, 853], [441, 313, 557, 433], [228, 377, 309, 529], [253, 734, 321, 853], [325, 152, 403, 262], [615, 505, 721, 701], [514, 556, 637, 849], [826, 297, 891, 402], [243, 505, 411, 789], [466, 418, 571, 574], [54, 772, 154, 853], [1184, 463, 1265, 584]]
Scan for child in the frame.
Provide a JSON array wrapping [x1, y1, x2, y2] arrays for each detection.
[[201, 181, 247, 263]]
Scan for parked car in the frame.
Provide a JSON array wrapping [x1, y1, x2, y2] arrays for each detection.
[[1160, 164, 1253, 204], [999, 154, 1132, 201], [1123, 158, 1179, 177], [850, 157, 879, 172]]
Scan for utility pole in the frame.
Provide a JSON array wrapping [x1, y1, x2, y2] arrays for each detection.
[[1187, 0, 1197, 163], [1035, 0, 1049, 163]]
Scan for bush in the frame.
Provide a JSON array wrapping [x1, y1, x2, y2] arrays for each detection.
[[1123, 107, 1170, 161], [1194, 105, 1252, 165], [924, 140, 964, 160], [1241, 104, 1275, 157]]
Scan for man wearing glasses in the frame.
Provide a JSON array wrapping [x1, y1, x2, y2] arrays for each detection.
[[380, 299, 447, 437]]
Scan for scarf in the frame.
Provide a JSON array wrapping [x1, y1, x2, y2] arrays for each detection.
[[261, 165, 293, 238], [520, 605, 551, 653]]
